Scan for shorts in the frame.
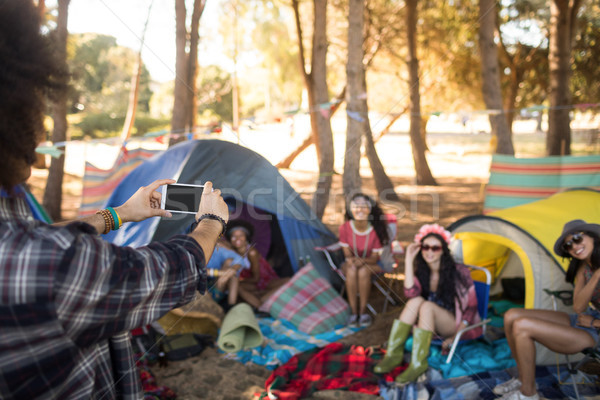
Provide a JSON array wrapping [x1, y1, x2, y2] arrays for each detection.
[[206, 247, 244, 271], [569, 306, 600, 343]]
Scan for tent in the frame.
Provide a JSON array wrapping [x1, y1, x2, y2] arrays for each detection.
[[103, 139, 338, 278], [448, 188, 600, 365]]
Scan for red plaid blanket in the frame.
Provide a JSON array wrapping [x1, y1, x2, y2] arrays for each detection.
[[260, 343, 406, 400]]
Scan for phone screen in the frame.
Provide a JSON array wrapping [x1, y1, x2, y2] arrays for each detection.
[[163, 184, 204, 214]]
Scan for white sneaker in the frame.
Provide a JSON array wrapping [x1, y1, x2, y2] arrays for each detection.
[[493, 378, 521, 395], [347, 314, 358, 327], [359, 313, 372, 327], [498, 390, 539, 400]]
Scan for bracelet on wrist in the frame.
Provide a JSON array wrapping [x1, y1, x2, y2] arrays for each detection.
[[194, 213, 227, 237]]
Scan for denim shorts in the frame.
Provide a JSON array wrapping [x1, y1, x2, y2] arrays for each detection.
[[569, 306, 600, 343]]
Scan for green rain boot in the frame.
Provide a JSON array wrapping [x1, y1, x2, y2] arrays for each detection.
[[395, 327, 433, 384], [374, 320, 412, 374]]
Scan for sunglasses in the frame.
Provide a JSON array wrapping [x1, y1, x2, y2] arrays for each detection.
[[421, 244, 442, 252], [562, 232, 584, 252]]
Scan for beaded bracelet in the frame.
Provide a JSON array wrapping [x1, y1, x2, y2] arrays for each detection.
[[96, 208, 122, 234], [190, 213, 227, 237]]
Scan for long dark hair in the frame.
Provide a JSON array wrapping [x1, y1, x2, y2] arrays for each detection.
[[565, 231, 600, 284], [413, 233, 468, 314], [344, 193, 389, 245]]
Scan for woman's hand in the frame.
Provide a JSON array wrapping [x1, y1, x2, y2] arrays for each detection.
[[577, 314, 597, 328], [115, 179, 175, 223], [405, 242, 420, 260]]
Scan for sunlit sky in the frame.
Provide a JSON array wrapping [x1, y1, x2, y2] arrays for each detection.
[[63, 0, 232, 82]]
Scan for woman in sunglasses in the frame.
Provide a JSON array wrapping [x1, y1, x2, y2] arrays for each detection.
[[493, 219, 600, 400], [374, 224, 481, 384]]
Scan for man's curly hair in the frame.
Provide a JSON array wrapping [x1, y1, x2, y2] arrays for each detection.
[[0, 0, 65, 190]]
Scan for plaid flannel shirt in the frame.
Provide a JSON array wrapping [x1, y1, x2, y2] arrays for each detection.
[[0, 196, 207, 399]]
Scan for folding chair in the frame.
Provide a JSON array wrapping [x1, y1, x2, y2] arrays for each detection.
[[433, 264, 493, 363], [544, 288, 600, 400], [315, 242, 402, 315]]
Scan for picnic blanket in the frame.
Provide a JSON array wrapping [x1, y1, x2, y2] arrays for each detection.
[[225, 317, 361, 370], [259, 343, 406, 400], [379, 365, 600, 400]]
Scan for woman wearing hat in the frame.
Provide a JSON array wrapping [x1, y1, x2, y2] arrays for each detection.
[[373, 223, 481, 384], [493, 219, 600, 400]]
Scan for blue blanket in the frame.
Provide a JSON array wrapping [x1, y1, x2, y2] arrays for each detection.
[[380, 365, 600, 400], [224, 317, 360, 369]]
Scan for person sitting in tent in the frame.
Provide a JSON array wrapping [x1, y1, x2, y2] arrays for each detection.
[[339, 193, 390, 328], [493, 219, 600, 400], [373, 223, 481, 384], [204, 244, 245, 311], [224, 219, 290, 310]]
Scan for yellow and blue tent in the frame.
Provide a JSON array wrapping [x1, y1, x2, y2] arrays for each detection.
[[449, 188, 600, 365]]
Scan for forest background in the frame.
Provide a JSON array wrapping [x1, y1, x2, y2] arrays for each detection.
[[36, 0, 599, 223]]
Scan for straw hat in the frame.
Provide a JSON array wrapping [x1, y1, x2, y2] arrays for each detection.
[[157, 293, 224, 338]]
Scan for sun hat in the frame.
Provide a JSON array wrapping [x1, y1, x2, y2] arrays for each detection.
[[553, 219, 600, 257]]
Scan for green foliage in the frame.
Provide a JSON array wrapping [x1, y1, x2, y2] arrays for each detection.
[[197, 65, 233, 122], [68, 33, 153, 115], [72, 112, 169, 139], [571, 2, 600, 104]]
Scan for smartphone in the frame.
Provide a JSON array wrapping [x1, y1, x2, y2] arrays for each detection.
[[161, 183, 204, 214]]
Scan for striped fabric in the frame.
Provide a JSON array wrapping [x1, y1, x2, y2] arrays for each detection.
[[79, 147, 159, 217], [484, 154, 600, 213], [259, 264, 350, 335]]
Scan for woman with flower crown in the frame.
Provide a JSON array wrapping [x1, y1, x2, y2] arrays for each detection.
[[373, 223, 481, 384]]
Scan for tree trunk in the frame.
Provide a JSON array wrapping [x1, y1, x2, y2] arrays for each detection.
[[184, 0, 206, 133], [170, 0, 188, 146], [275, 87, 345, 169], [43, 0, 70, 222], [547, 0, 582, 155], [406, 0, 436, 185], [343, 0, 364, 198], [478, 0, 514, 155], [310, 0, 334, 220]]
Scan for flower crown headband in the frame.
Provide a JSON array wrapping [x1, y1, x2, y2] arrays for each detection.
[[413, 223, 452, 245]]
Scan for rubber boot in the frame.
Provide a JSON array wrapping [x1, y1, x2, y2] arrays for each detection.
[[374, 320, 412, 373], [395, 327, 433, 384]]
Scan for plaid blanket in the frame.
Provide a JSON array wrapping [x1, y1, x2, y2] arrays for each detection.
[[379, 365, 600, 400], [260, 343, 407, 400]]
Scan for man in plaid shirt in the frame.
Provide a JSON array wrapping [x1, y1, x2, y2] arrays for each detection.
[[0, 2, 229, 398]]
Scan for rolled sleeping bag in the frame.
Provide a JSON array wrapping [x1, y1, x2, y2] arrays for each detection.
[[217, 303, 263, 353]]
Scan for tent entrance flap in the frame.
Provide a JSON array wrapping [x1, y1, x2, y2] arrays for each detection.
[[454, 231, 535, 308]]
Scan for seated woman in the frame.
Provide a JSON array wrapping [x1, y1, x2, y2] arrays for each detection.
[[339, 193, 390, 328], [205, 244, 244, 311], [493, 219, 600, 400], [373, 223, 481, 384], [224, 220, 289, 310]]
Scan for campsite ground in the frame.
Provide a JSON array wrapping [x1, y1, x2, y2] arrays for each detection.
[[26, 124, 599, 399]]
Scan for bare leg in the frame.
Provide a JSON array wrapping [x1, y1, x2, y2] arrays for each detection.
[[238, 281, 262, 309], [357, 267, 373, 315], [343, 262, 358, 315], [416, 301, 456, 337], [510, 312, 595, 396], [504, 308, 571, 368], [227, 276, 239, 305], [399, 296, 425, 325]]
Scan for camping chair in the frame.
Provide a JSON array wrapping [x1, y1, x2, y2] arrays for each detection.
[[544, 288, 600, 400], [433, 264, 493, 363], [314, 215, 403, 315]]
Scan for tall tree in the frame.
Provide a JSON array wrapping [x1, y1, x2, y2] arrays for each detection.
[[171, 0, 206, 146], [547, 0, 583, 155], [344, 0, 400, 202], [291, 0, 335, 220], [406, 0, 436, 185], [43, 0, 70, 221], [478, 0, 514, 155]]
